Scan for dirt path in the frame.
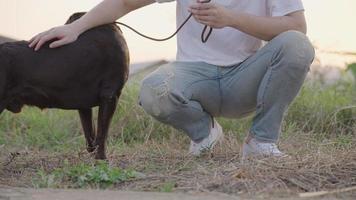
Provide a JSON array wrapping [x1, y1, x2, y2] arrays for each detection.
[[0, 187, 349, 200], [0, 188, 241, 200]]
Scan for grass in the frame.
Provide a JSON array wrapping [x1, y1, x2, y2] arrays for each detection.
[[33, 160, 137, 189], [0, 108, 82, 152], [158, 181, 177, 193], [0, 65, 355, 197]]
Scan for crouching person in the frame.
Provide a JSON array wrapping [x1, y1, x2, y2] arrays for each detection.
[[139, 0, 315, 160]]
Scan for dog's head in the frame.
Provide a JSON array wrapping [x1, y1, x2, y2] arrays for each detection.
[[65, 12, 86, 25]]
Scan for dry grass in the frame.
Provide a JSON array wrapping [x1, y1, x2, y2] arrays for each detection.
[[1, 131, 355, 198]]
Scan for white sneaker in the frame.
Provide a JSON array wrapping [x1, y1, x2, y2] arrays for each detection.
[[241, 137, 287, 161], [189, 120, 224, 156]]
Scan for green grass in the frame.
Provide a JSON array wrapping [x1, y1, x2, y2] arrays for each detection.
[[285, 79, 355, 138], [0, 67, 355, 150], [33, 160, 137, 189], [158, 181, 176, 192], [0, 109, 83, 152]]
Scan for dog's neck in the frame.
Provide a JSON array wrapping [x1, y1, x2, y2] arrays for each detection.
[[0, 43, 12, 71]]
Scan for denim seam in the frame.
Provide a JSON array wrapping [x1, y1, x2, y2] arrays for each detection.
[[270, 45, 283, 69], [260, 47, 278, 113], [218, 77, 223, 116], [217, 67, 223, 116], [259, 68, 274, 118], [250, 50, 276, 142], [251, 51, 274, 134]]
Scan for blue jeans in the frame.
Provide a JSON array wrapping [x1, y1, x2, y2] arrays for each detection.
[[139, 31, 315, 143]]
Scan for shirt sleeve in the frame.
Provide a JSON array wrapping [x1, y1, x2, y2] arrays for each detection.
[[155, 0, 175, 3], [268, 0, 304, 17]]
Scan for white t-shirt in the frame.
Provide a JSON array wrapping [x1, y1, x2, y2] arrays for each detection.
[[156, 0, 304, 66]]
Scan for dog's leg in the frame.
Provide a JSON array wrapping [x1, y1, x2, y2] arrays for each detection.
[[0, 71, 6, 114], [94, 93, 118, 160], [0, 103, 5, 114], [79, 108, 96, 153]]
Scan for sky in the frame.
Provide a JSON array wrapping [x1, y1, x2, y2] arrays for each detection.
[[0, 0, 355, 63]]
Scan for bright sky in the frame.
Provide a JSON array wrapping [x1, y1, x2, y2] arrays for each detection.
[[0, 0, 355, 63]]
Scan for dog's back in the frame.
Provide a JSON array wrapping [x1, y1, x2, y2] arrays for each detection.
[[0, 12, 129, 112]]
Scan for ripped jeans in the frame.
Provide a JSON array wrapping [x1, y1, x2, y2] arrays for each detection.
[[139, 31, 315, 143]]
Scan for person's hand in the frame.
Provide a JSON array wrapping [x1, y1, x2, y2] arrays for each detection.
[[29, 24, 80, 51], [189, 1, 233, 29]]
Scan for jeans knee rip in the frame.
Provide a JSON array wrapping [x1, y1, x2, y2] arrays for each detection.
[[149, 71, 174, 98]]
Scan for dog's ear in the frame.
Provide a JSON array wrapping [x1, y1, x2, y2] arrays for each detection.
[[65, 12, 87, 25]]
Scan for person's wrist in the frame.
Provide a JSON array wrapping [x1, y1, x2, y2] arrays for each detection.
[[70, 20, 87, 35], [227, 11, 241, 28]]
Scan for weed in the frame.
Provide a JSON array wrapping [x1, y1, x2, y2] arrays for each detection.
[[32, 169, 58, 188], [159, 181, 176, 192], [33, 160, 137, 189]]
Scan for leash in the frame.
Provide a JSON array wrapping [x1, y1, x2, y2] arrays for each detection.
[[115, 0, 212, 43]]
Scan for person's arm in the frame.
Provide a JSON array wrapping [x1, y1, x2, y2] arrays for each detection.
[[189, 2, 307, 41], [29, 0, 155, 51]]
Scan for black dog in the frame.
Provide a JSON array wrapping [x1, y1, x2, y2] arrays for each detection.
[[0, 13, 129, 159]]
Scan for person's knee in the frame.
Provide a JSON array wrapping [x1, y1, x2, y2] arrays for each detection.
[[139, 73, 178, 120], [273, 30, 315, 68]]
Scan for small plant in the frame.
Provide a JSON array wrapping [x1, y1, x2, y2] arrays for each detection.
[[158, 181, 176, 192], [32, 169, 59, 188], [33, 160, 137, 189], [334, 134, 353, 149]]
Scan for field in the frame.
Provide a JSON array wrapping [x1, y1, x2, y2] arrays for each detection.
[[0, 65, 355, 199]]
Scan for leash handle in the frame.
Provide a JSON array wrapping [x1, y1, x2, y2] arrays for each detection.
[[199, 0, 213, 43], [201, 25, 213, 43]]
